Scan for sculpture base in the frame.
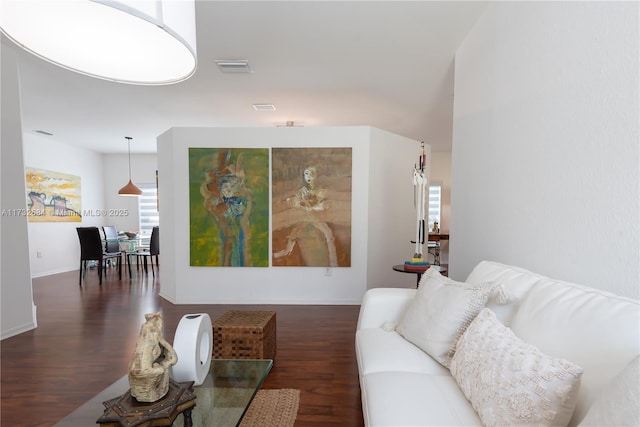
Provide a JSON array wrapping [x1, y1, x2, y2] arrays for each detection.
[[97, 379, 196, 427]]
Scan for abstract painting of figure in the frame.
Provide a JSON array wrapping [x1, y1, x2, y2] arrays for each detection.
[[25, 167, 82, 222], [272, 148, 352, 267], [189, 148, 269, 267]]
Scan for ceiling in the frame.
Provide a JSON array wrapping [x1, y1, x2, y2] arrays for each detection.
[[6, 1, 488, 154]]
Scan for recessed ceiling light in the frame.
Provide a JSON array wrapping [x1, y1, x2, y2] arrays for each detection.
[[214, 60, 252, 73], [253, 104, 276, 111], [276, 121, 303, 127]]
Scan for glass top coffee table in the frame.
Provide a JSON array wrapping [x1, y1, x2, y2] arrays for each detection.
[[55, 359, 273, 427]]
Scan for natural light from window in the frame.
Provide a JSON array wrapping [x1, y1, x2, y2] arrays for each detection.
[[138, 181, 159, 245], [428, 184, 441, 233]]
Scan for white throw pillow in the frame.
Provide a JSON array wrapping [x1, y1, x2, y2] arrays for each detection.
[[395, 267, 496, 368], [450, 308, 583, 427]]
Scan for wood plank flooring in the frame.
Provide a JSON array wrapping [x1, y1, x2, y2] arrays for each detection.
[[1, 267, 364, 426]]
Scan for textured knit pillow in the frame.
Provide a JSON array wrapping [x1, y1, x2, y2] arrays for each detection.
[[450, 308, 583, 427], [395, 267, 496, 368]]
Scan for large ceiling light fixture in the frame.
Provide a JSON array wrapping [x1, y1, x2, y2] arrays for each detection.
[[0, 0, 197, 85], [119, 137, 142, 196]]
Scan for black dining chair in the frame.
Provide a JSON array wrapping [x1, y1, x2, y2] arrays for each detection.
[[76, 226, 122, 285], [137, 226, 159, 275]]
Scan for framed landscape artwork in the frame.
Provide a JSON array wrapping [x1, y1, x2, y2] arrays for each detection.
[[25, 167, 81, 222], [272, 147, 352, 267], [189, 148, 269, 267]]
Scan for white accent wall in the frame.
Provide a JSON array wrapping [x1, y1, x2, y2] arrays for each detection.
[[450, 2, 639, 299], [158, 126, 423, 304], [1, 45, 36, 339]]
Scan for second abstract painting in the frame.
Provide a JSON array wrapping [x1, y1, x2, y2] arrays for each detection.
[[272, 147, 352, 267]]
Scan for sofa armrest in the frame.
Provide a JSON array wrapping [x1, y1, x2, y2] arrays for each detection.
[[356, 288, 416, 330]]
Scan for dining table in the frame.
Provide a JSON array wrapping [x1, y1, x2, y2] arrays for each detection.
[[103, 235, 150, 278]]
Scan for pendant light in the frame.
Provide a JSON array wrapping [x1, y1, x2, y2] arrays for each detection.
[[0, 0, 197, 85], [119, 137, 142, 196]]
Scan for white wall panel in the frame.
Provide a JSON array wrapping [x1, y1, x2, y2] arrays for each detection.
[[1, 45, 36, 339], [451, 2, 639, 298]]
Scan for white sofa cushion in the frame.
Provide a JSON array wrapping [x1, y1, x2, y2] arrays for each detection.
[[578, 355, 640, 427], [395, 267, 495, 368], [451, 308, 583, 427], [362, 372, 482, 426], [356, 288, 416, 330], [356, 328, 450, 375], [465, 261, 540, 326]]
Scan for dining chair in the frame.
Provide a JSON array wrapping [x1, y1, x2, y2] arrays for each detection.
[[76, 226, 122, 285], [102, 226, 120, 253], [427, 241, 440, 265], [102, 225, 133, 278], [137, 226, 159, 276]]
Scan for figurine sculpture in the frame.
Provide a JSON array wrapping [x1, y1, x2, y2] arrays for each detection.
[[128, 313, 178, 402]]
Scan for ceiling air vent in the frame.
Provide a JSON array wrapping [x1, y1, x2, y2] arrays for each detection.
[[253, 104, 276, 111], [214, 60, 252, 73]]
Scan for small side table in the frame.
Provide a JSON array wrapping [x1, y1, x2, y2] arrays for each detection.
[[97, 379, 196, 427], [393, 264, 448, 288]]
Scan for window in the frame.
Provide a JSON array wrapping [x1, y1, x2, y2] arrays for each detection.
[[138, 181, 159, 243], [428, 184, 441, 232]]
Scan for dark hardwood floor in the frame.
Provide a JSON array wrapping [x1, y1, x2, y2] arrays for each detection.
[[1, 266, 364, 426]]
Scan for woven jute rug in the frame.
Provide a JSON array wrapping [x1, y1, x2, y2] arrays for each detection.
[[239, 388, 300, 427]]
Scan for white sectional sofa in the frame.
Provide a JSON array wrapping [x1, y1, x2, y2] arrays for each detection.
[[356, 261, 639, 427]]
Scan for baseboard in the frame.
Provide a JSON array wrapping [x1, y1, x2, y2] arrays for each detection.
[[165, 296, 362, 305], [31, 267, 77, 278], [1, 305, 37, 340], [158, 291, 177, 304]]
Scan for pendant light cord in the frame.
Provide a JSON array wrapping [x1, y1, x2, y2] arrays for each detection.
[[126, 136, 133, 180]]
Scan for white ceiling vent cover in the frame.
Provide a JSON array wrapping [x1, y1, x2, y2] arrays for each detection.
[[253, 104, 276, 111], [214, 60, 253, 73]]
